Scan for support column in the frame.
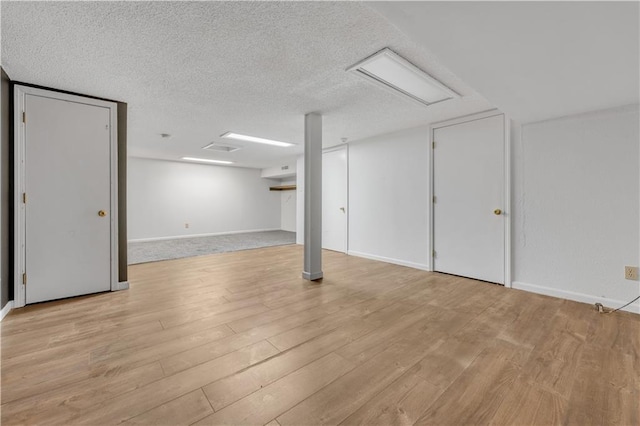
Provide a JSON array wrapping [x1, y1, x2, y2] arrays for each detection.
[[302, 112, 323, 281]]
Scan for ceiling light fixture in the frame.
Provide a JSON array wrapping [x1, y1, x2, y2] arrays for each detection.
[[182, 157, 233, 165], [220, 132, 294, 147], [347, 48, 459, 107]]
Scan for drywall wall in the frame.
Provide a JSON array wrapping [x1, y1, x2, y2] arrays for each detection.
[[280, 179, 296, 233], [296, 127, 430, 267], [261, 161, 296, 179], [294, 106, 638, 313], [128, 157, 281, 241], [1, 68, 11, 311], [512, 105, 639, 312], [348, 126, 430, 270]]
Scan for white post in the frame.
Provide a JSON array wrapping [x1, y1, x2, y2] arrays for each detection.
[[303, 112, 323, 281]]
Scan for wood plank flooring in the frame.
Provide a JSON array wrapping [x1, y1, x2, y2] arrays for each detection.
[[1, 245, 639, 425]]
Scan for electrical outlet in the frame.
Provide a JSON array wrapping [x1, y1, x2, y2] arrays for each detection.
[[624, 266, 638, 280], [185, 223, 189, 229]]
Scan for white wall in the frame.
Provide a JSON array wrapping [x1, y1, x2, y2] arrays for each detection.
[[348, 126, 431, 270], [512, 105, 640, 312], [128, 157, 281, 241], [293, 106, 639, 313], [280, 179, 296, 232], [261, 161, 296, 179]]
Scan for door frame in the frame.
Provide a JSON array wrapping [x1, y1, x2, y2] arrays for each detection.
[[322, 144, 349, 253], [429, 109, 512, 287], [13, 85, 119, 307]]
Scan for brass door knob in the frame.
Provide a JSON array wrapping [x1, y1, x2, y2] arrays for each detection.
[[494, 209, 502, 215], [98, 210, 107, 217]]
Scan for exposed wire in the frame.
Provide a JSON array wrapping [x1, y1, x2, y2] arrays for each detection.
[[595, 295, 640, 314]]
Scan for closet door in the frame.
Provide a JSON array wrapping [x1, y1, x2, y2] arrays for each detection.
[[433, 114, 505, 284], [322, 146, 348, 253], [17, 86, 117, 304]]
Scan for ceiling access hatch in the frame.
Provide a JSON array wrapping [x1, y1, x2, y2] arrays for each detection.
[[202, 142, 242, 153], [347, 48, 459, 107]]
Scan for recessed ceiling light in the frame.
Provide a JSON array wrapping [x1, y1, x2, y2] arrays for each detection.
[[220, 132, 294, 147], [182, 157, 233, 165], [347, 48, 459, 107]]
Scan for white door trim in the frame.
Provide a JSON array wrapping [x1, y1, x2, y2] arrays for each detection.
[[13, 85, 119, 308], [429, 109, 512, 288], [322, 144, 349, 253]]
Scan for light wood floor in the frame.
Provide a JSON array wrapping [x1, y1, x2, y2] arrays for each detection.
[[1, 245, 639, 425]]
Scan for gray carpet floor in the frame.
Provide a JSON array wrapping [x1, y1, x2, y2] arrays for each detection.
[[128, 230, 296, 265]]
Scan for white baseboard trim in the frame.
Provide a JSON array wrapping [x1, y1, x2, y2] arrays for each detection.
[[347, 250, 431, 271], [512, 281, 640, 314], [0, 300, 14, 321], [113, 281, 130, 291], [128, 228, 282, 243]]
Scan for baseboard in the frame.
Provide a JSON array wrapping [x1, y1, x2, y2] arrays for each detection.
[[128, 228, 283, 243], [347, 250, 431, 271], [112, 281, 130, 291], [0, 300, 14, 321], [512, 281, 640, 314]]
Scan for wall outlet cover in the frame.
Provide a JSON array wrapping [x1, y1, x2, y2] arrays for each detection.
[[624, 266, 638, 281]]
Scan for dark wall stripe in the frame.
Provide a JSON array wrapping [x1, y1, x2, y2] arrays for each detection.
[[117, 103, 128, 282], [1, 67, 13, 308]]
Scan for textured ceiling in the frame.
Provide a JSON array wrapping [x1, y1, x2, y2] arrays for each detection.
[[1, 1, 493, 169], [371, 1, 639, 124]]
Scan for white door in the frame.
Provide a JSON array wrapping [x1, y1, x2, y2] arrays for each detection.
[[25, 93, 112, 303], [433, 114, 505, 284], [322, 147, 348, 252]]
